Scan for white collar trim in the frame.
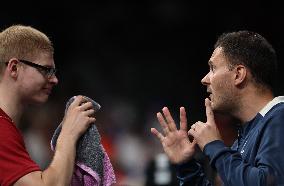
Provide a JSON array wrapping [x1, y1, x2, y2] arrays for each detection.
[[259, 96, 284, 116]]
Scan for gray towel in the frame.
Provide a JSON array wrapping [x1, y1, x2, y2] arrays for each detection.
[[51, 96, 116, 186]]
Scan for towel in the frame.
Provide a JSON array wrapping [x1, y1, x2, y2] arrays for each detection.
[[51, 96, 116, 186]]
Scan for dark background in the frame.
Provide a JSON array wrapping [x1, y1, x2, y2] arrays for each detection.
[[1, 1, 284, 185], [1, 1, 284, 121]]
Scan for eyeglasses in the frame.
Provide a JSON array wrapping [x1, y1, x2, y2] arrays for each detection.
[[10, 59, 57, 78]]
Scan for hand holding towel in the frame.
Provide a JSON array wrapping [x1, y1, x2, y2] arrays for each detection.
[[51, 96, 116, 186]]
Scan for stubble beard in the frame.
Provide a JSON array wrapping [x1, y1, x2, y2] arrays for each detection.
[[211, 92, 236, 115]]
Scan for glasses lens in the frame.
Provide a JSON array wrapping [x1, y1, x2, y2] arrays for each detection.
[[18, 59, 57, 78], [47, 68, 57, 78]]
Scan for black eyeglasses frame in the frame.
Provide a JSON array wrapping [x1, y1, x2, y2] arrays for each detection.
[[5, 59, 57, 78]]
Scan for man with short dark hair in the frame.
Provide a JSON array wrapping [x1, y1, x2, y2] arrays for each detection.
[[151, 31, 284, 185]]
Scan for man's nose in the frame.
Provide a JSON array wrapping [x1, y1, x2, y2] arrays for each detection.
[[201, 72, 210, 85]]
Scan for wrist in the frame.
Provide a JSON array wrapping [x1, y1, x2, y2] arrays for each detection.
[[56, 133, 77, 150]]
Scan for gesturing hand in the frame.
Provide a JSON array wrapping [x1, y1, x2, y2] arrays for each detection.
[[151, 107, 196, 164], [188, 98, 222, 151]]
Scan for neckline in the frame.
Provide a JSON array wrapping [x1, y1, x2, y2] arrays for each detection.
[[0, 108, 13, 123], [259, 96, 284, 116]]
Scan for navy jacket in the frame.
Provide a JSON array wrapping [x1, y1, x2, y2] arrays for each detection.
[[177, 96, 284, 185]]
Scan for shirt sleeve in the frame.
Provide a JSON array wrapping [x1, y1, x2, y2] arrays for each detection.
[[0, 118, 40, 186]]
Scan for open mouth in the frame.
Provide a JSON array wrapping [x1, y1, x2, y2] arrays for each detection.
[[209, 94, 212, 101], [207, 89, 212, 101]]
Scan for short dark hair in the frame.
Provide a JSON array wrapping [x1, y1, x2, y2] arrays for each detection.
[[214, 30, 277, 92]]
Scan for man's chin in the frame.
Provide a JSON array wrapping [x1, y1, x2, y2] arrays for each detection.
[[210, 101, 222, 113], [209, 99, 215, 109], [30, 96, 49, 105]]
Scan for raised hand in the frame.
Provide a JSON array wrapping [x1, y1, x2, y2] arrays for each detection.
[[151, 107, 196, 164], [188, 98, 222, 151]]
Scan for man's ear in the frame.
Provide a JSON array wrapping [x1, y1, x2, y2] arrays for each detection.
[[6, 58, 19, 78], [234, 65, 247, 86]]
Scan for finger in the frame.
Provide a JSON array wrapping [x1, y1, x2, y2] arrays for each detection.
[[151, 128, 165, 141], [190, 124, 195, 130], [70, 95, 85, 107], [88, 117, 96, 124], [192, 120, 203, 126], [84, 109, 95, 117], [157, 112, 170, 135], [162, 107, 177, 131], [180, 107, 187, 131], [205, 98, 215, 124], [194, 121, 204, 128], [191, 139, 197, 146], [80, 101, 94, 111], [188, 128, 196, 138]]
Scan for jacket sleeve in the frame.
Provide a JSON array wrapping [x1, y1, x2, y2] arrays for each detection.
[[177, 110, 284, 186], [176, 160, 213, 186], [204, 112, 284, 186]]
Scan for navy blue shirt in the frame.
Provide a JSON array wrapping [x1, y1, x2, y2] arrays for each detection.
[[177, 96, 284, 185]]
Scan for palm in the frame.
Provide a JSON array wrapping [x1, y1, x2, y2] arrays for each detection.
[[151, 107, 196, 164], [162, 129, 195, 164]]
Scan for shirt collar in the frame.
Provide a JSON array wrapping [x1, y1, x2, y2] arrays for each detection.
[[259, 96, 284, 116], [238, 96, 284, 138]]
